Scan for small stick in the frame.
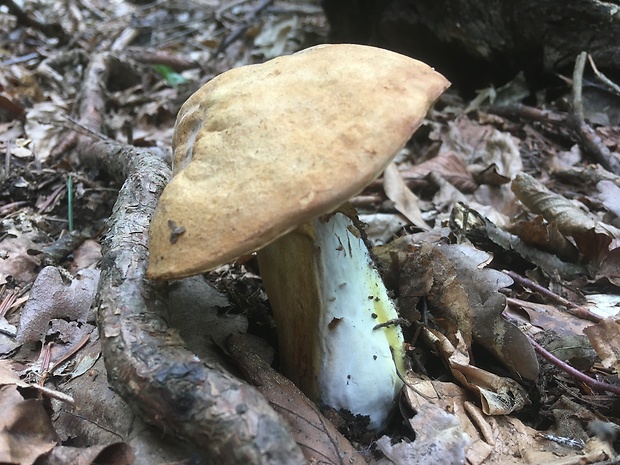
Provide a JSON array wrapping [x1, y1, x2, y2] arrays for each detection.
[[567, 52, 620, 175], [587, 54, 620, 96], [216, 0, 275, 55], [50, 331, 92, 374], [505, 270, 573, 307], [505, 272, 602, 323], [527, 336, 620, 395]]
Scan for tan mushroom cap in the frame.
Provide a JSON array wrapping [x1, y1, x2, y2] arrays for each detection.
[[147, 44, 449, 280]]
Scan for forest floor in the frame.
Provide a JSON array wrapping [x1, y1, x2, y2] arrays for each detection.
[[1, 0, 620, 464]]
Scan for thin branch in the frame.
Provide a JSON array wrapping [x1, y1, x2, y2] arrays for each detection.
[[527, 336, 620, 396], [216, 0, 275, 55], [587, 54, 620, 97], [567, 51, 620, 175]]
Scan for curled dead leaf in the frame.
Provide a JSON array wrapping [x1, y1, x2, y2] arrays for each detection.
[[399, 242, 539, 379]]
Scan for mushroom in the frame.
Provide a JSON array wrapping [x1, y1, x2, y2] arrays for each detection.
[[147, 44, 449, 429]]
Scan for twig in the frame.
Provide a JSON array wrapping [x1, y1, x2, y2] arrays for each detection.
[[505, 272, 602, 323], [571, 52, 587, 121], [485, 53, 620, 176], [505, 270, 573, 307], [124, 48, 199, 71], [49, 331, 92, 374], [0, 292, 17, 318], [527, 336, 620, 395], [567, 51, 620, 175], [216, 0, 275, 55], [587, 54, 620, 97]]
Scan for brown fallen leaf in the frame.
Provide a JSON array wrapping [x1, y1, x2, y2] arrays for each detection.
[[583, 317, 620, 373], [0, 231, 43, 285], [506, 215, 579, 263], [596, 247, 620, 286], [375, 402, 470, 465], [16, 266, 100, 343], [0, 360, 134, 464], [399, 242, 539, 380], [398, 150, 478, 193], [511, 172, 615, 262], [0, 383, 59, 464], [225, 333, 366, 465], [401, 375, 493, 465], [424, 326, 530, 415], [403, 372, 614, 465], [383, 162, 430, 231], [450, 201, 587, 280]]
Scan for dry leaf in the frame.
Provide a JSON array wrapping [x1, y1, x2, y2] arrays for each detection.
[[506, 215, 579, 263], [383, 162, 430, 230], [0, 232, 43, 285], [583, 318, 620, 373], [24, 100, 70, 163], [399, 150, 478, 193], [402, 376, 493, 464], [450, 202, 588, 279], [0, 384, 59, 464], [424, 327, 530, 415], [359, 213, 409, 246], [225, 333, 366, 465], [596, 180, 620, 218], [16, 266, 100, 343], [512, 172, 597, 235], [596, 247, 620, 287], [399, 242, 539, 379], [376, 402, 470, 465], [512, 172, 615, 262]]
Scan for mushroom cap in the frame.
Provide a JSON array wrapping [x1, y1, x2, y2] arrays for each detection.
[[147, 44, 449, 280]]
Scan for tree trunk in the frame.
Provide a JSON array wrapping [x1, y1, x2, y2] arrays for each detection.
[[323, 0, 620, 89]]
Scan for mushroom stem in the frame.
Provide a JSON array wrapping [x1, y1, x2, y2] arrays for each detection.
[[257, 206, 405, 430]]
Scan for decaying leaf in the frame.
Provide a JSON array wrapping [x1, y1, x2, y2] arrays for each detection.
[[400, 242, 539, 379], [16, 266, 100, 343], [24, 100, 70, 163], [225, 334, 366, 465], [596, 247, 620, 287], [506, 215, 579, 263], [398, 150, 478, 193], [254, 16, 305, 59], [583, 318, 620, 374], [450, 202, 588, 279], [359, 213, 409, 246], [383, 162, 430, 231], [512, 172, 615, 262], [403, 371, 614, 465], [0, 232, 43, 285], [424, 326, 529, 415], [596, 180, 620, 219], [402, 376, 492, 464], [0, 361, 134, 465], [376, 402, 470, 465], [434, 119, 523, 181], [0, 382, 59, 464]]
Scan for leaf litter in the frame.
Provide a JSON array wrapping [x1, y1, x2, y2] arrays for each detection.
[[1, 0, 620, 463]]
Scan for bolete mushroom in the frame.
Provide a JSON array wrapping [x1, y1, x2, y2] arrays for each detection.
[[147, 44, 449, 429]]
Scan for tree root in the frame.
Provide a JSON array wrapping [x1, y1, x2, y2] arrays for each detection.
[[75, 51, 305, 464]]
